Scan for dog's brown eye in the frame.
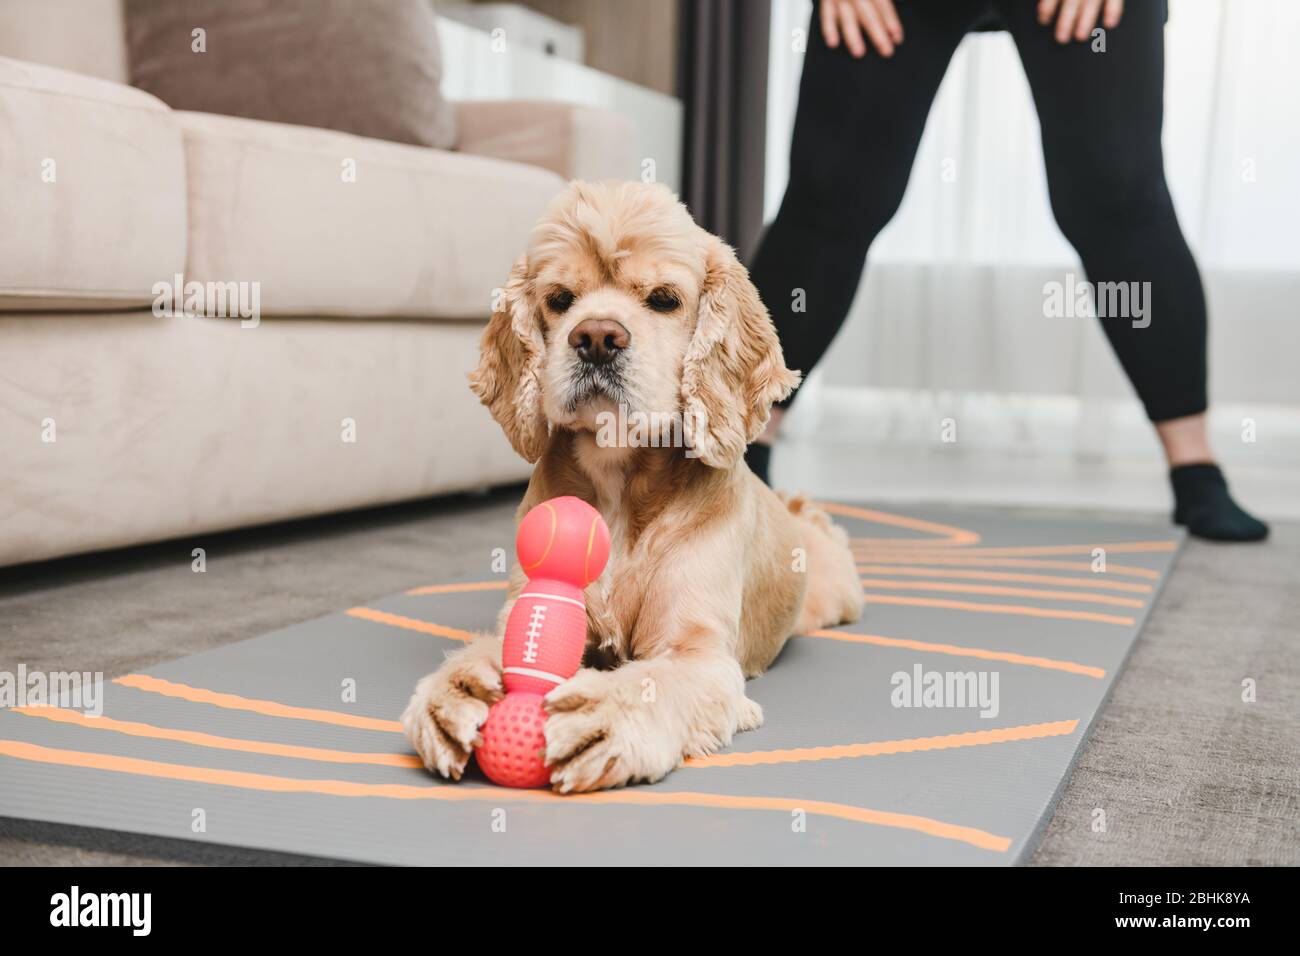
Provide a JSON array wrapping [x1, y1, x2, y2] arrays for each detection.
[[646, 288, 680, 313], [546, 289, 575, 313]]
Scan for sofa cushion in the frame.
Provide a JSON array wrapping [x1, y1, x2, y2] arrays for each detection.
[[0, 312, 530, 567], [0, 56, 186, 312], [126, 0, 456, 150], [176, 111, 565, 319]]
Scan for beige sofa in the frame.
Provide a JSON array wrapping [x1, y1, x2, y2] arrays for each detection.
[[0, 0, 633, 568]]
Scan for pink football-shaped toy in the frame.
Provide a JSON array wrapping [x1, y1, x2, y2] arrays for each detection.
[[476, 496, 610, 788]]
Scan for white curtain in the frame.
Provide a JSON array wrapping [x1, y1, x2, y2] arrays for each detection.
[[763, 0, 1300, 454]]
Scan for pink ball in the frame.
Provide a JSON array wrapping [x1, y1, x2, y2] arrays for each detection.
[[476, 693, 550, 788], [516, 496, 610, 587]]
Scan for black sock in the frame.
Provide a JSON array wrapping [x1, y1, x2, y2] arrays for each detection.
[[1170, 463, 1269, 542], [744, 442, 772, 485]]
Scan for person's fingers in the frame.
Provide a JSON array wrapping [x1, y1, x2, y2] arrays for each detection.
[[872, 0, 904, 44], [838, 0, 868, 58], [820, 0, 841, 49], [1074, 0, 1104, 40], [1055, 0, 1083, 42], [853, 0, 895, 56], [1102, 0, 1124, 29], [1038, 0, 1061, 26]]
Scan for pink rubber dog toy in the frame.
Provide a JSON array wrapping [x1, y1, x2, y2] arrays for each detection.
[[475, 496, 610, 787]]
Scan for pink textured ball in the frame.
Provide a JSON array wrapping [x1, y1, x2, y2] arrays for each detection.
[[476, 693, 550, 789]]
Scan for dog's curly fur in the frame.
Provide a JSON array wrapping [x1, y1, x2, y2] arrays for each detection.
[[403, 182, 862, 792]]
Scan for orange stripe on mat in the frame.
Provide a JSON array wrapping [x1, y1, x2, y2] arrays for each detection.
[[807, 629, 1105, 678], [859, 594, 1135, 626], [16, 704, 1088, 770], [686, 720, 1079, 768], [15, 704, 1093, 784], [345, 607, 476, 642], [818, 502, 981, 547], [112, 675, 403, 733], [0, 739, 1012, 852], [856, 565, 1152, 593], [406, 581, 509, 596], [855, 540, 1177, 557], [846, 556, 1161, 579], [13, 707, 420, 767], [859, 578, 1144, 609]]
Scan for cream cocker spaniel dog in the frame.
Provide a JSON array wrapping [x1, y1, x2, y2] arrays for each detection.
[[403, 181, 862, 792]]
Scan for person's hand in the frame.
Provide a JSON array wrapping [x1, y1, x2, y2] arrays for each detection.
[[819, 0, 903, 58], [1038, 0, 1124, 44]]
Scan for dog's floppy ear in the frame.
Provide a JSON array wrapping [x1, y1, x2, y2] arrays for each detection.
[[681, 237, 800, 469], [468, 253, 548, 463]]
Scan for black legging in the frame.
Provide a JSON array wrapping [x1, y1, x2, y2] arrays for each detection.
[[750, 0, 1206, 423]]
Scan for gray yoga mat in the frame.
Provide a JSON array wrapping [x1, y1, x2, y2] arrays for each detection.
[[0, 503, 1182, 865]]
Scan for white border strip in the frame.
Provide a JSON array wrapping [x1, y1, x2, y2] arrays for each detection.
[[503, 666, 568, 687], [518, 591, 585, 610]]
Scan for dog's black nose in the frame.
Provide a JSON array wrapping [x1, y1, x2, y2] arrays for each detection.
[[568, 319, 630, 365]]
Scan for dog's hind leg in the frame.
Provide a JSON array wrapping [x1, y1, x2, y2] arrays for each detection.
[[783, 493, 864, 632]]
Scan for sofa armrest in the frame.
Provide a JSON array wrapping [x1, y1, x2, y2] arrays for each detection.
[[454, 99, 635, 182]]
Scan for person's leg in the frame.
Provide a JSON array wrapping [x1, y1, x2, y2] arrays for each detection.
[[1155, 411, 1214, 467], [1000, 1, 1267, 540], [745, 0, 977, 482]]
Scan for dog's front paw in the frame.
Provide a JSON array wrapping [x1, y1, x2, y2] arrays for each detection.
[[402, 653, 503, 781], [542, 669, 675, 793]]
